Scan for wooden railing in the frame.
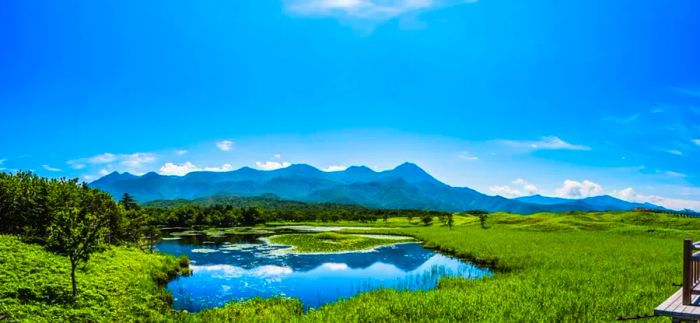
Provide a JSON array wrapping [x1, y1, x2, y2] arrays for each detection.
[[683, 238, 700, 305]]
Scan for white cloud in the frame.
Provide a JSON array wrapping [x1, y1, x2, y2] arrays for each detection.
[[665, 149, 683, 156], [665, 171, 686, 178], [274, 154, 282, 159], [256, 161, 291, 170], [42, 164, 62, 172], [324, 165, 348, 172], [502, 136, 590, 151], [176, 149, 188, 156], [489, 178, 539, 198], [692, 139, 700, 146], [612, 187, 700, 212], [489, 185, 523, 198], [284, 0, 476, 21], [120, 153, 156, 168], [458, 152, 478, 161], [67, 160, 86, 169], [99, 169, 110, 176], [160, 162, 199, 176], [88, 153, 117, 164], [159, 162, 235, 176], [0, 158, 5, 165], [555, 179, 603, 198], [216, 140, 234, 151]]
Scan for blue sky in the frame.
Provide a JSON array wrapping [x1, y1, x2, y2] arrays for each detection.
[[1, 0, 700, 210]]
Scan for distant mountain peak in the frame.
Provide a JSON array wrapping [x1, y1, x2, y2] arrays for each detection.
[[284, 163, 319, 171], [385, 162, 438, 184], [394, 162, 421, 171], [345, 165, 375, 173]]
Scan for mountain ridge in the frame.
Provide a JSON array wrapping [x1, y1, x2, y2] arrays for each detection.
[[90, 163, 665, 214]]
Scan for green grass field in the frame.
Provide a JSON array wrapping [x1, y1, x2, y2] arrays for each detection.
[[0, 236, 189, 322], [2, 211, 698, 322]]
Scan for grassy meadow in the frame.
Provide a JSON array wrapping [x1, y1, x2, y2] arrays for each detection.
[[0, 235, 189, 322], [2, 211, 697, 322]]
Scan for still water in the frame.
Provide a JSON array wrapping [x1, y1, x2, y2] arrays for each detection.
[[156, 230, 491, 311]]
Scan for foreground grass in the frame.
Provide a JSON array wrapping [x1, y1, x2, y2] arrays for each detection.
[[0, 235, 188, 322], [195, 211, 698, 322], [2, 211, 698, 322], [268, 232, 413, 253]]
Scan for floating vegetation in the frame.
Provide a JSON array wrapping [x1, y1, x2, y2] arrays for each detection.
[[268, 232, 413, 253]]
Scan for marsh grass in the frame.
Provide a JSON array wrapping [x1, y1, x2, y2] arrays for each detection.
[[267, 232, 413, 253]]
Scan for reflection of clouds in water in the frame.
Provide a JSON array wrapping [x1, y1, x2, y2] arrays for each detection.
[[192, 264, 293, 281], [191, 248, 219, 253], [192, 264, 244, 278], [322, 263, 349, 271], [252, 265, 293, 276]]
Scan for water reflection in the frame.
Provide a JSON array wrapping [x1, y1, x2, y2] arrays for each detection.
[[157, 232, 491, 311]]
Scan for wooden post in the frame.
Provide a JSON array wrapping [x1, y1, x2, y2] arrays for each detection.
[[684, 238, 692, 305]]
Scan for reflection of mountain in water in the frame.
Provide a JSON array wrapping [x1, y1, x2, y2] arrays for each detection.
[[157, 239, 435, 272]]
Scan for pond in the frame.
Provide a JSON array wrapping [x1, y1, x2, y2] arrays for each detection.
[[156, 228, 491, 311]]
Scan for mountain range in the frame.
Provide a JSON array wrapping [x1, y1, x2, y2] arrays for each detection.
[[90, 162, 664, 214]]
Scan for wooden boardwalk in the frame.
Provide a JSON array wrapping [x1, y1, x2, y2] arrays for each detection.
[[655, 288, 700, 321]]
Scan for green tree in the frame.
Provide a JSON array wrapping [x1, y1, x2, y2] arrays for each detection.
[[447, 213, 454, 230], [119, 192, 139, 211], [47, 206, 111, 297], [240, 207, 262, 226], [479, 213, 488, 229], [421, 215, 433, 226]]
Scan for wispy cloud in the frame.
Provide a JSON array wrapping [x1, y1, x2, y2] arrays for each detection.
[[284, 0, 477, 22], [665, 170, 686, 178], [458, 151, 478, 161], [159, 162, 235, 176], [42, 164, 62, 172], [67, 160, 86, 169], [216, 140, 234, 152], [68, 152, 157, 174], [88, 153, 117, 164], [176, 149, 188, 156], [501, 136, 590, 151], [665, 149, 683, 156], [693, 139, 700, 146]]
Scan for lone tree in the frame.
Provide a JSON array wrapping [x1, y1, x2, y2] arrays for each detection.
[[47, 187, 116, 297], [421, 214, 433, 226], [479, 213, 488, 229], [447, 213, 454, 230], [119, 192, 139, 211]]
